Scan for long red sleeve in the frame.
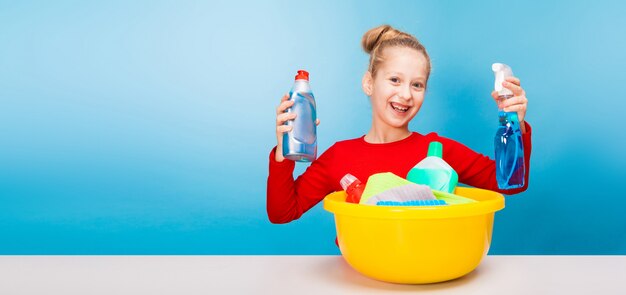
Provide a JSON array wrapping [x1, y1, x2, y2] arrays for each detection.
[[267, 122, 533, 223], [266, 145, 336, 224]]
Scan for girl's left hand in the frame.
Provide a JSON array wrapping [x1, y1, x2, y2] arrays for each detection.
[[491, 76, 528, 133]]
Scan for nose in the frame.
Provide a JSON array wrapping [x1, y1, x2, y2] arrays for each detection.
[[397, 85, 412, 101]]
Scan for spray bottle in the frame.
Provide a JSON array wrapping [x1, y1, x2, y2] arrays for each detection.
[[492, 63, 525, 189], [283, 70, 317, 162], [340, 174, 365, 203]]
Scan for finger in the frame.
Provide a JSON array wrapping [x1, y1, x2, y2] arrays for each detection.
[[492, 90, 507, 108], [500, 96, 528, 109], [491, 90, 499, 102], [275, 93, 290, 114], [502, 98, 527, 112], [502, 104, 527, 114], [505, 76, 521, 86], [315, 118, 320, 126], [276, 112, 297, 125], [276, 125, 293, 134], [502, 81, 524, 96], [276, 100, 295, 114]]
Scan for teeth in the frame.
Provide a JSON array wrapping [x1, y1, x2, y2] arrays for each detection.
[[390, 102, 409, 112]]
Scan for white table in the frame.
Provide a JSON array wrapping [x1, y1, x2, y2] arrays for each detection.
[[0, 255, 624, 294]]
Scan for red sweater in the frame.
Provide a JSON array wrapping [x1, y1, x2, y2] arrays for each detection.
[[267, 123, 532, 224]]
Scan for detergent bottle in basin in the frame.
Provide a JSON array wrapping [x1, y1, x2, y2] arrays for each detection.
[[492, 63, 525, 189], [340, 174, 365, 203], [407, 141, 458, 193], [282, 70, 317, 162]]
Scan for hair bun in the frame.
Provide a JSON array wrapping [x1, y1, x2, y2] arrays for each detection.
[[361, 25, 414, 54], [360, 24, 431, 80], [362, 25, 390, 54]]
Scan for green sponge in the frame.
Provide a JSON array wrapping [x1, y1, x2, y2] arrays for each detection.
[[432, 190, 477, 205], [359, 172, 413, 204]]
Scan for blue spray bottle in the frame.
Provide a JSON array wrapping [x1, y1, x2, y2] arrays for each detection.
[[283, 70, 317, 162], [492, 63, 525, 189]]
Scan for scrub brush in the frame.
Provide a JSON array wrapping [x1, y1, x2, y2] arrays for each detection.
[[377, 199, 447, 206], [365, 183, 437, 205]]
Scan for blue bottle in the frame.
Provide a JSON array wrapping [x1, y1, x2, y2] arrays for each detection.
[[492, 63, 525, 189], [283, 70, 317, 162]]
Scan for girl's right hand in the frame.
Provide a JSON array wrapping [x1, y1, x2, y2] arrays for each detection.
[[275, 93, 296, 162]]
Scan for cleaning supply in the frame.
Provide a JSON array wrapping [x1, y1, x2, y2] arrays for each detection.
[[492, 63, 526, 189], [340, 174, 365, 203], [365, 183, 436, 205], [359, 172, 413, 205], [406, 141, 458, 193], [376, 199, 447, 206], [323, 187, 505, 284], [377, 199, 447, 206], [283, 70, 317, 162], [432, 190, 477, 205]]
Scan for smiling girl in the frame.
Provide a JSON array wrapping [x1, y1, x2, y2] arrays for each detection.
[[267, 25, 531, 224]]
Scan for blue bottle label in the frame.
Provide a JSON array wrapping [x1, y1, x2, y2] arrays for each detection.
[[290, 92, 316, 145]]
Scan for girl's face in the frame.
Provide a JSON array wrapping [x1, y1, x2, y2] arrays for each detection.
[[363, 47, 428, 130]]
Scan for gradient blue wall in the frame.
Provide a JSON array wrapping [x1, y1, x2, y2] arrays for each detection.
[[1, 0, 625, 254]]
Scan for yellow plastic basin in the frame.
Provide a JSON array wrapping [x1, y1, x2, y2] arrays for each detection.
[[323, 187, 505, 284]]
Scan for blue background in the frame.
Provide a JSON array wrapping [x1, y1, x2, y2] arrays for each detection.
[[1, 0, 625, 254]]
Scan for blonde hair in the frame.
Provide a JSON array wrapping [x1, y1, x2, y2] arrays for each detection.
[[361, 25, 431, 80]]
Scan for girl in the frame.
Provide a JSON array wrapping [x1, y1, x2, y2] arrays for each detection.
[[267, 25, 531, 224]]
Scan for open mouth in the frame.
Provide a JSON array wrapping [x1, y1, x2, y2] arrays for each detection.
[[390, 102, 410, 113]]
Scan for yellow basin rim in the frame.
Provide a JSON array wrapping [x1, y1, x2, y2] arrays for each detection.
[[324, 187, 505, 219]]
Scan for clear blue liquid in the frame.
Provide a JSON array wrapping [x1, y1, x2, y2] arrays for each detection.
[[495, 110, 526, 189], [283, 91, 317, 162]]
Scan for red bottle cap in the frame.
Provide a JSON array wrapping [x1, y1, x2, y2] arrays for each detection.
[[295, 70, 309, 81]]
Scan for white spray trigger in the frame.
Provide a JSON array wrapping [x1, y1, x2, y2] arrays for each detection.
[[492, 63, 514, 96]]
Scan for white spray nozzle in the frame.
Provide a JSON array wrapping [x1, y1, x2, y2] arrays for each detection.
[[340, 173, 359, 191], [492, 63, 514, 96]]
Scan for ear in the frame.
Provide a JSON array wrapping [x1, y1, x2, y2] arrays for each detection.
[[362, 71, 373, 96]]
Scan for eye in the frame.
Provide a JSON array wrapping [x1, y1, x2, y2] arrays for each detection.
[[412, 82, 424, 89], [390, 77, 400, 83]]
